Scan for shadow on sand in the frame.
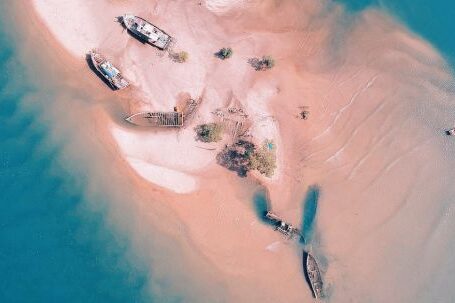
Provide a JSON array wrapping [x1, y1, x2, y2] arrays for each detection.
[[301, 185, 320, 244]]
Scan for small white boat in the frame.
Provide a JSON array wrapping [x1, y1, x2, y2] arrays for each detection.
[[89, 50, 129, 90], [446, 128, 455, 136], [122, 14, 172, 50]]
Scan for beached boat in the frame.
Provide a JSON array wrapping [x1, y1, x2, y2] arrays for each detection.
[[122, 14, 172, 50], [265, 211, 301, 239], [125, 111, 183, 127], [89, 50, 129, 90], [305, 252, 324, 299]]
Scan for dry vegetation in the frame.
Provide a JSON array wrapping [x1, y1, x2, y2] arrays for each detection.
[[195, 123, 224, 142], [217, 140, 276, 177]]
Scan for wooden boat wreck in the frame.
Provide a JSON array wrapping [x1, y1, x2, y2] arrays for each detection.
[[265, 211, 301, 239], [304, 252, 325, 299], [122, 14, 172, 50], [125, 111, 183, 127], [89, 50, 129, 90]]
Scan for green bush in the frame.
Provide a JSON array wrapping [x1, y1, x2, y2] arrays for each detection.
[[216, 47, 233, 60], [217, 140, 255, 177], [217, 139, 276, 177], [196, 123, 223, 142]]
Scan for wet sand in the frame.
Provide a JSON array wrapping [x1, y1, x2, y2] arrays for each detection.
[[27, 0, 455, 302]]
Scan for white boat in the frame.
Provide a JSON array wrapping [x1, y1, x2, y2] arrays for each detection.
[[89, 50, 129, 90], [122, 14, 172, 50], [446, 128, 455, 136]]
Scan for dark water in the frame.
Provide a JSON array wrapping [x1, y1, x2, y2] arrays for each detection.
[[335, 0, 455, 67], [0, 8, 151, 303]]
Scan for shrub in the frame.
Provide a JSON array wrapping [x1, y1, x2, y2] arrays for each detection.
[[215, 47, 233, 60], [248, 56, 275, 71], [217, 139, 276, 177], [170, 51, 188, 63], [249, 142, 277, 177], [262, 56, 275, 69], [217, 140, 255, 177], [196, 123, 223, 142]]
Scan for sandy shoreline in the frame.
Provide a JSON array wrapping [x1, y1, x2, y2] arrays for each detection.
[[26, 0, 312, 301], [26, 0, 455, 302]]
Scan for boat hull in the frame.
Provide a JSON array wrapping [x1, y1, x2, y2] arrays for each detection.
[[122, 14, 171, 50], [304, 251, 325, 299], [89, 50, 129, 90], [125, 112, 183, 127]]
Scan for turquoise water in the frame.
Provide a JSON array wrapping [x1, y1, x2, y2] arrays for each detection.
[[336, 0, 455, 67], [301, 186, 320, 245], [0, 9, 151, 303], [2, 1, 455, 302], [252, 190, 270, 222]]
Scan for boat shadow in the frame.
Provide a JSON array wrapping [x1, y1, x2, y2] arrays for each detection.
[[85, 53, 116, 91]]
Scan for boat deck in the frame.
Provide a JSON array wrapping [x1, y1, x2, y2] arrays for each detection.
[[123, 14, 171, 50], [89, 50, 129, 90]]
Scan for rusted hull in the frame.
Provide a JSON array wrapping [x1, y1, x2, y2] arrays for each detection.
[[304, 252, 324, 299]]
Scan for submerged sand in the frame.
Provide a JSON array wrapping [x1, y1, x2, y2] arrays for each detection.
[[28, 0, 455, 302]]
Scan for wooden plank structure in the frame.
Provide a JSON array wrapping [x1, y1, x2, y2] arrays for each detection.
[[125, 111, 183, 127]]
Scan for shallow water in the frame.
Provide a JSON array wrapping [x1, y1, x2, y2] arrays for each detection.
[[3, 0, 455, 302], [336, 0, 455, 66], [294, 2, 455, 300], [0, 3, 232, 301], [301, 186, 320, 244], [0, 7, 154, 303]]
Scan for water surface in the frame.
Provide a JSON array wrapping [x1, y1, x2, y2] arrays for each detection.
[[0, 7, 151, 303], [336, 0, 455, 66]]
